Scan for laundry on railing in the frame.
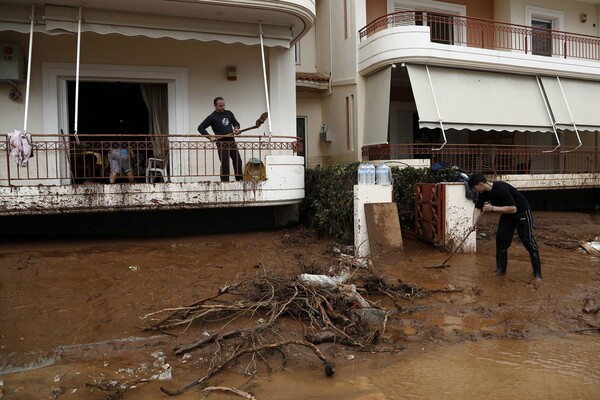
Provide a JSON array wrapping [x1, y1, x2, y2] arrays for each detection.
[[7, 130, 33, 167]]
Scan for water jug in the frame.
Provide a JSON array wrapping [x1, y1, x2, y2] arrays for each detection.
[[365, 163, 376, 185], [357, 163, 368, 185], [376, 164, 392, 185]]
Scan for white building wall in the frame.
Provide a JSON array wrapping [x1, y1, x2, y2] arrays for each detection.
[[0, 32, 276, 138]]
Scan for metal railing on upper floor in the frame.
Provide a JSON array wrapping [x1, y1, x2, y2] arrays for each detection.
[[2, 133, 302, 186], [362, 143, 600, 175], [359, 11, 600, 61]]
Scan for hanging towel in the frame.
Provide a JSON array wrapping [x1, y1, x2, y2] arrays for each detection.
[[7, 130, 33, 167]]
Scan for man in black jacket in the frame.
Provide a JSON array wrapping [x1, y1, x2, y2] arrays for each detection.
[[198, 97, 243, 182], [468, 173, 542, 280]]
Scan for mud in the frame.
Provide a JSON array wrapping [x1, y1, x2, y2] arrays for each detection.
[[1, 211, 600, 399]]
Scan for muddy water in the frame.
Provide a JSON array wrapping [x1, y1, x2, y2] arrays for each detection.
[[256, 335, 600, 399]]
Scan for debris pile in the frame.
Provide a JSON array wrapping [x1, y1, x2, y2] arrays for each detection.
[[139, 265, 423, 396]]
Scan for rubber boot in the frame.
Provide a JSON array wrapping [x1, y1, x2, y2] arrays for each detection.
[[109, 172, 117, 184], [530, 251, 542, 280], [495, 248, 508, 275]]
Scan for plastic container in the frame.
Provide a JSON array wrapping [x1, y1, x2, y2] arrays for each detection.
[[375, 164, 392, 185], [365, 163, 376, 185], [357, 163, 368, 185]]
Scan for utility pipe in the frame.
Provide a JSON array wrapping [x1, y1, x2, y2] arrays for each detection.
[[73, 6, 82, 144], [23, 4, 35, 132], [258, 22, 272, 137], [536, 75, 560, 153], [426, 65, 447, 151], [556, 76, 582, 153]]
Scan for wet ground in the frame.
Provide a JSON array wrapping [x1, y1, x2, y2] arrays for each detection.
[[1, 211, 600, 399]]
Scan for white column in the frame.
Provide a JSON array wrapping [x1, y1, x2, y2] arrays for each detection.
[[443, 183, 476, 253], [268, 47, 296, 135], [353, 185, 393, 260]]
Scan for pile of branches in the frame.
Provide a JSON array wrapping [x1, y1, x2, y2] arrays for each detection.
[[140, 266, 423, 396]]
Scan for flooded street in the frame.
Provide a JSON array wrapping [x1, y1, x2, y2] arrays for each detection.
[[1, 211, 599, 399], [256, 335, 600, 399]]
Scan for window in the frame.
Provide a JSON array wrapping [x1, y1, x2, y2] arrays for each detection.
[[345, 95, 354, 151], [296, 116, 307, 165], [532, 19, 552, 56], [525, 6, 564, 57], [394, 1, 466, 46], [415, 11, 453, 45]]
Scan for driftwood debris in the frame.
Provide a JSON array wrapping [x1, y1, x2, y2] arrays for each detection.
[[141, 268, 423, 396]]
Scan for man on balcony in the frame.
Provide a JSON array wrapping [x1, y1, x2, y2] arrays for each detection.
[[468, 173, 542, 281], [197, 97, 243, 182]]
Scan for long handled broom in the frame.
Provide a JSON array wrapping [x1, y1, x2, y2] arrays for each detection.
[[427, 210, 485, 269]]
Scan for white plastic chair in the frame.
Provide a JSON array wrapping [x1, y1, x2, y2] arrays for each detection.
[[146, 156, 169, 183]]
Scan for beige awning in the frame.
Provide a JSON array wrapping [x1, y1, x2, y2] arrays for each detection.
[[406, 64, 554, 132], [540, 76, 600, 132], [0, 4, 292, 47], [363, 66, 392, 146]]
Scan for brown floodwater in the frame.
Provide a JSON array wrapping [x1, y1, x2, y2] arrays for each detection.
[[1, 211, 600, 399], [253, 334, 600, 399]]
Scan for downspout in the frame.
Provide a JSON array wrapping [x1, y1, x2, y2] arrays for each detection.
[[556, 76, 582, 153], [328, 0, 333, 95], [426, 65, 447, 151], [258, 22, 272, 138], [73, 5, 82, 145], [23, 4, 35, 132], [536, 75, 560, 153]]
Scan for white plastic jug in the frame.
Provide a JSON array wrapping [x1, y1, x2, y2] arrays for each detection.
[[375, 164, 392, 185], [358, 163, 376, 185], [357, 163, 368, 185], [365, 163, 376, 185]]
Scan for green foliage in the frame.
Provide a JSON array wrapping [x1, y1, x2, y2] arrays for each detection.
[[301, 163, 359, 244], [302, 163, 440, 245]]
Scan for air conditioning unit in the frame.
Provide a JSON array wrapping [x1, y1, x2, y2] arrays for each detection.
[[319, 122, 332, 142], [0, 43, 25, 82]]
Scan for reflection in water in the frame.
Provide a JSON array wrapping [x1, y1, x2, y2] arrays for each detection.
[[255, 335, 600, 399]]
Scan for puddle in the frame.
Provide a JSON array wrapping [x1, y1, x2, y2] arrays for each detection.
[[250, 334, 600, 399]]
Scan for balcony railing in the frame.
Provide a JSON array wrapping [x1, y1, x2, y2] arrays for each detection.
[[359, 11, 600, 61], [2, 134, 302, 186], [362, 144, 600, 175]]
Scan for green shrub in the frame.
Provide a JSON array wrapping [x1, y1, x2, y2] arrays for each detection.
[[301, 163, 438, 245]]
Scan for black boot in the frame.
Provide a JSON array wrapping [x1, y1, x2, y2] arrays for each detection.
[[530, 251, 542, 280], [495, 249, 508, 275]]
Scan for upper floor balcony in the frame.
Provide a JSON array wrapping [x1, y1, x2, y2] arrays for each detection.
[[358, 10, 600, 78], [1, 133, 304, 216], [362, 143, 600, 191], [1, 0, 316, 47]]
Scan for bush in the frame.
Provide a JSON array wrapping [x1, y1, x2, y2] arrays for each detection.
[[301, 163, 435, 245]]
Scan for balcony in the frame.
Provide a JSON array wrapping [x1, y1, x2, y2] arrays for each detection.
[[358, 11, 600, 77], [362, 143, 600, 191], [1, 134, 304, 216]]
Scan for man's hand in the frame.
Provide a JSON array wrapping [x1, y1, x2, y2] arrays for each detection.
[[233, 127, 240, 135]]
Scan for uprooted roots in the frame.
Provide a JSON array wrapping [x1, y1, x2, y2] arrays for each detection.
[[140, 268, 423, 396]]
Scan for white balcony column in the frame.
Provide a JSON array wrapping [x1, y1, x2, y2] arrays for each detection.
[[268, 47, 296, 135]]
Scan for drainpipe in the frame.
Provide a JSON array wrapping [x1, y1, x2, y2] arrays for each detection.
[[23, 4, 35, 133], [328, 0, 333, 95], [258, 22, 272, 138], [556, 76, 582, 153], [73, 5, 82, 145], [426, 65, 447, 151], [536, 75, 560, 153]]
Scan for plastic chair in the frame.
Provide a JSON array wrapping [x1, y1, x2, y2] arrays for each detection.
[[146, 156, 169, 183]]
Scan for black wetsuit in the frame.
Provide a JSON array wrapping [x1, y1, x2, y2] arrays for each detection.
[[198, 110, 243, 182], [475, 181, 542, 278]]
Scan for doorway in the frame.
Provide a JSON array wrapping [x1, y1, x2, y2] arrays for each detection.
[[66, 81, 166, 183]]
